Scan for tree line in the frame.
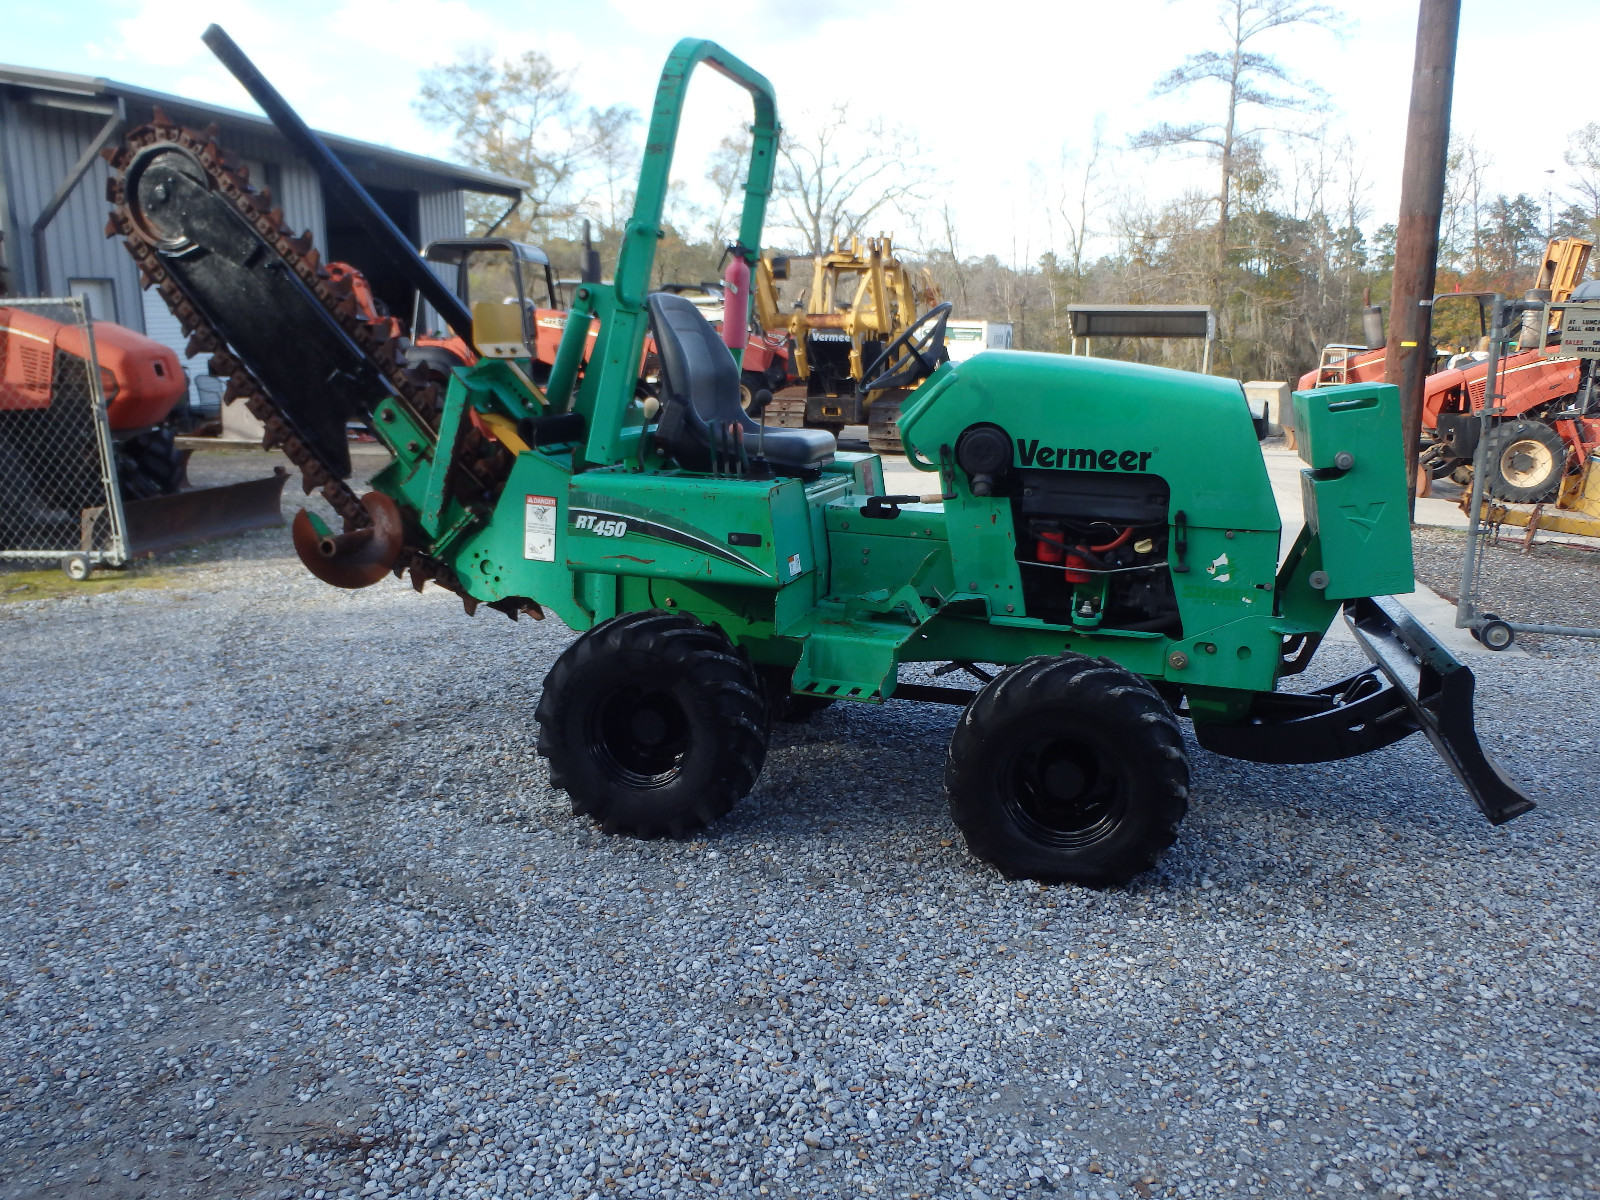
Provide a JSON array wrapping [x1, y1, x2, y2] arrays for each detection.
[[416, 1, 1600, 383]]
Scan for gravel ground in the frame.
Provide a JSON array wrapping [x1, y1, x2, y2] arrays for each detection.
[[2, 450, 1598, 1200], [1412, 525, 1600, 652]]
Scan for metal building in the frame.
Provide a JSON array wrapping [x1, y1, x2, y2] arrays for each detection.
[[0, 62, 522, 391]]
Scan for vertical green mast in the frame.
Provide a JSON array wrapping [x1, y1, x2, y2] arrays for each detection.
[[545, 38, 780, 471]]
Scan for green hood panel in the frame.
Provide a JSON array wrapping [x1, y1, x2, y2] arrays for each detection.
[[900, 350, 1281, 533]]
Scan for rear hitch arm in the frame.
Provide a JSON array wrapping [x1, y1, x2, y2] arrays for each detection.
[[1193, 596, 1533, 825], [1341, 596, 1534, 826]]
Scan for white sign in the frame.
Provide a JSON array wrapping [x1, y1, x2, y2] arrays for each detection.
[[1559, 303, 1600, 359], [524, 494, 557, 561]]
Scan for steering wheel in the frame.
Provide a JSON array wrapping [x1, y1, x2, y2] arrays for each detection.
[[858, 302, 953, 394]]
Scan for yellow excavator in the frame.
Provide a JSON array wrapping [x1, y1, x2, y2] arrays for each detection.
[[755, 235, 942, 453]]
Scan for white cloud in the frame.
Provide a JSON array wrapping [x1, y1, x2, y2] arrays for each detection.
[[16, 0, 1598, 260]]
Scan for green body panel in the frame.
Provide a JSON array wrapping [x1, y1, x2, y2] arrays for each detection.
[[887, 351, 1289, 694], [1291, 383, 1415, 600], [565, 470, 811, 588], [824, 502, 954, 601], [1274, 525, 1342, 635], [942, 491, 1026, 615], [348, 40, 1420, 731], [900, 352, 1282, 531]]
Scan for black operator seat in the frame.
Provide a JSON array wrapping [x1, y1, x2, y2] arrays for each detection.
[[646, 292, 835, 474]]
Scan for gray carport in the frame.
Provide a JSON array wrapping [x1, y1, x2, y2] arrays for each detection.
[[0, 62, 522, 397], [1066, 304, 1217, 374]]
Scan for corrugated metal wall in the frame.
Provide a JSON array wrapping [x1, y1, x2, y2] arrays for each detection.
[[0, 98, 144, 324], [0, 89, 482, 353], [417, 187, 466, 248]]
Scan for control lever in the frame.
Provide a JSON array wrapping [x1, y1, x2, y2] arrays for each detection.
[[863, 494, 924, 520]]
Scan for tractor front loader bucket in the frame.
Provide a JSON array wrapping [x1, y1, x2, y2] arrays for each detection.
[[1193, 596, 1533, 825]]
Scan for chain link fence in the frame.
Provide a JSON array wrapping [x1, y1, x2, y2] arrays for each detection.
[[0, 297, 127, 573]]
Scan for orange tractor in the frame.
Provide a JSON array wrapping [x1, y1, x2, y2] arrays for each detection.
[[1300, 237, 1596, 501], [0, 304, 188, 499], [1, 301, 290, 574]]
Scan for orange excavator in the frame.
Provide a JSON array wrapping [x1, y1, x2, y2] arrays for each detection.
[[1300, 237, 1594, 501]]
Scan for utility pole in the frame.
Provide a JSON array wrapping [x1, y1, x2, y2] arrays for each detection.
[[1386, 0, 1461, 513]]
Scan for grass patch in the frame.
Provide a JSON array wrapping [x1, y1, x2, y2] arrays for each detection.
[[0, 563, 179, 603]]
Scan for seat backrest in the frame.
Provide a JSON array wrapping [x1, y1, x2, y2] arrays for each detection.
[[648, 292, 742, 424], [646, 290, 837, 475]]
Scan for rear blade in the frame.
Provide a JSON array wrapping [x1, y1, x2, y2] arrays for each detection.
[[118, 470, 289, 557], [1342, 595, 1534, 825]]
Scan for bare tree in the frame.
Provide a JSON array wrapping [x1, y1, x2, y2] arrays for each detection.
[[1031, 125, 1108, 349], [587, 104, 640, 231], [1440, 135, 1492, 276], [1057, 121, 1107, 286], [1562, 123, 1600, 243], [939, 203, 970, 314], [416, 49, 637, 236], [1130, 0, 1341, 297], [705, 131, 752, 248], [775, 104, 932, 257]]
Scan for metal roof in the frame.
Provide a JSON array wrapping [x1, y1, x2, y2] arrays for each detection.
[[425, 238, 550, 267], [0, 61, 525, 198]]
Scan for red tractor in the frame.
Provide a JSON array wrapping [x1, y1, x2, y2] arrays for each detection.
[[1300, 238, 1596, 501]]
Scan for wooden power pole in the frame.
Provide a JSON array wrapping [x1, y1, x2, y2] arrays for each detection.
[[1387, 0, 1461, 513]]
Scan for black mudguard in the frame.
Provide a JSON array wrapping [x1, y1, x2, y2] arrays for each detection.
[[1194, 596, 1534, 825]]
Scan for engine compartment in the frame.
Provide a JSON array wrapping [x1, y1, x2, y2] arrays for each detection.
[[1011, 468, 1181, 633]]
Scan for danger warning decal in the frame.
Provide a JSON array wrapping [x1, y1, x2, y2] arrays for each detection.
[[523, 494, 557, 561]]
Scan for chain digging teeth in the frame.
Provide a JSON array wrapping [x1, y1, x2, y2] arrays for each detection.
[[102, 115, 446, 534]]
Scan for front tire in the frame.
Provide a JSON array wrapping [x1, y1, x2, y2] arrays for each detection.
[[945, 654, 1189, 886], [535, 611, 768, 837], [1482, 419, 1566, 502], [1478, 617, 1515, 651]]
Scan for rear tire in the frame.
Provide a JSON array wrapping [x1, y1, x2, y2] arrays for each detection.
[[0, 429, 40, 538], [945, 654, 1189, 886], [1482, 419, 1566, 502], [116, 428, 185, 501], [535, 611, 768, 837]]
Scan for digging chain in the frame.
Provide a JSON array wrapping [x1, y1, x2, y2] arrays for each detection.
[[101, 109, 445, 532]]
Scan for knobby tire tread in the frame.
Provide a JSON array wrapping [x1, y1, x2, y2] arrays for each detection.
[[945, 654, 1189, 887]]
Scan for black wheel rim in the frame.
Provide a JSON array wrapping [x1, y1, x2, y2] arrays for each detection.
[[588, 685, 691, 787], [1000, 726, 1128, 849]]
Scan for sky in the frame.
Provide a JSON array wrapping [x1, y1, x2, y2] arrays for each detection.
[[7, 0, 1592, 261]]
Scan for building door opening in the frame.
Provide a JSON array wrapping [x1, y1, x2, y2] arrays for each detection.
[[323, 184, 420, 329]]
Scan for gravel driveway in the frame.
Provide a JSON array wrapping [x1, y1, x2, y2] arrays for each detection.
[[2, 452, 1597, 1200], [1412, 525, 1600, 649]]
